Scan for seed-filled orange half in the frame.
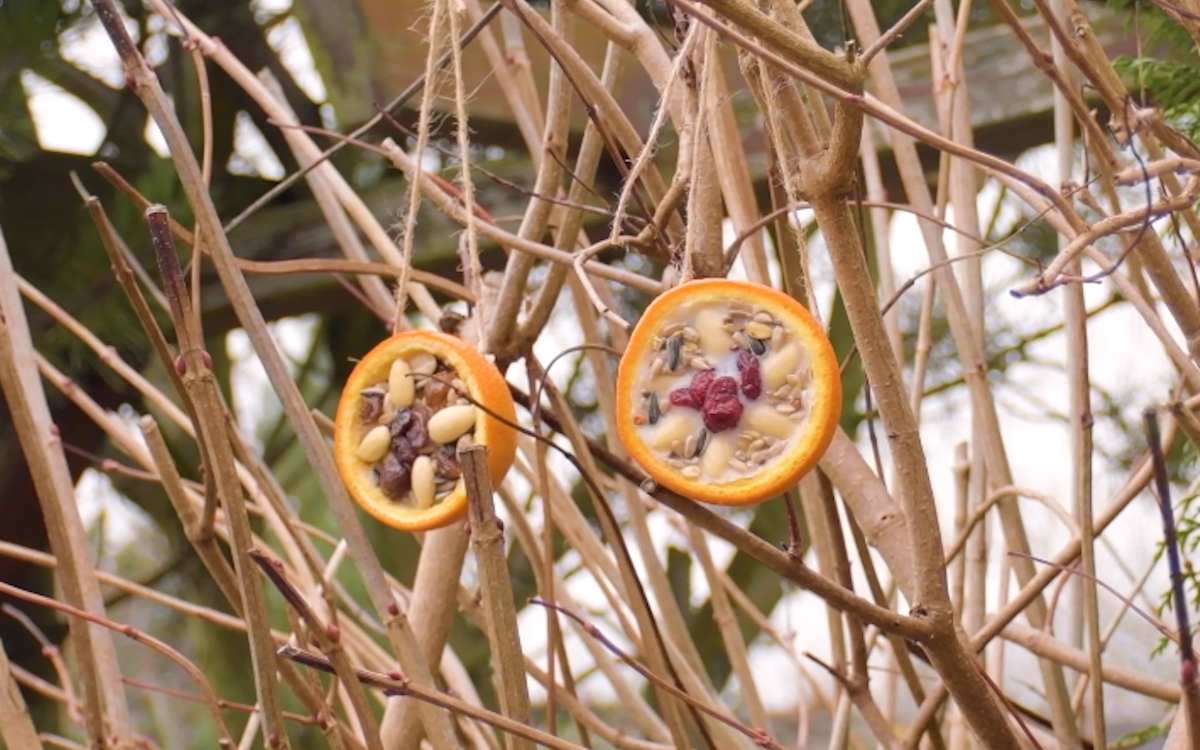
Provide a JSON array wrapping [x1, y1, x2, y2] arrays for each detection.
[[616, 279, 841, 506], [334, 331, 517, 531]]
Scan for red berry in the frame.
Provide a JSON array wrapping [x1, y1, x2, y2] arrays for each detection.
[[737, 350, 762, 399], [702, 392, 744, 433], [669, 369, 716, 409], [701, 376, 743, 433]]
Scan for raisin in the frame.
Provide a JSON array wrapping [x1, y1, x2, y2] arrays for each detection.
[[390, 408, 414, 438], [377, 454, 411, 501], [359, 389, 385, 423], [423, 376, 453, 410], [433, 445, 462, 480], [404, 405, 430, 448], [701, 376, 743, 433], [391, 436, 418, 465], [736, 350, 762, 399], [391, 406, 430, 447]]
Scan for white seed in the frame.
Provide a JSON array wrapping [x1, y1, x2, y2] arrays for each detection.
[[671, 439, 684, 457], [651, 412, 693, 451], [408, 352, 438, 377], [681, 326, 700, 343], [771, 325, 784, 348], [388, 359, 415, 409], [773, 384, 792, 400], [744, 404, 795, 438], [775, 403, 797, 415], [681, 466, 702, 479], [763, 342, 802, 390], [428, 405, 478, 444], [754, 311, 775, 324], [696, 307, 734, 355], [411, 455, 436, 509], [690, 356, 713, 370], [701, 433, 736, 477], [355, 425, 392, 462], [746, 321, 773, 340], [729, 458, 749, 473], [684, 434, 698, 459]]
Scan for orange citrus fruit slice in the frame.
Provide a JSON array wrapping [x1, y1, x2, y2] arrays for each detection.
[[616, 279, 841, 506], [334, 330, 517, 531]]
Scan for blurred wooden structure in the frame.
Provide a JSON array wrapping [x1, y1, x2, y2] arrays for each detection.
[[225, 3, 1136, 318]]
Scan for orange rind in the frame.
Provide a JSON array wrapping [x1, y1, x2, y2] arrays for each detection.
[[616, 279, 841, 506], [334, 330, 516, 531]]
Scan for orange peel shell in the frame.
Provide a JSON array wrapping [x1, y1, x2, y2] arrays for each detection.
[[616, 279, 841, 506], [334, 330, 517, 531]]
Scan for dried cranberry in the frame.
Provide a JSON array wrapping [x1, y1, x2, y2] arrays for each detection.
[[707, 375, 739, 401], [669, 369, 716, 409], [701, 376, 743, 433], [701, 393, 743, 433], [736, 350, 762, 399]]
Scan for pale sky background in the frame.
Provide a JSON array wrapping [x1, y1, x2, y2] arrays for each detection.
[[19, 0, 1188, 737]]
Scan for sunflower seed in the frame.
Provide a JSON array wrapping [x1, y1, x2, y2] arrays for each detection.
[[683, 434, 698, 459], [389, 359, 416, 409], [748, 337, 767, 356], [648, 392, 662, 424], [695, 428, 709, 456], [428, 405, 478, 444], [666, 335, 683, 372], [356, 425, 393, 462], [411, 455, 436, 509]]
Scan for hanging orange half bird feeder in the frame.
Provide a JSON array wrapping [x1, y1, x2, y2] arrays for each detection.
[[616, 279, 841, 506], [333, 330, 517, 531]]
